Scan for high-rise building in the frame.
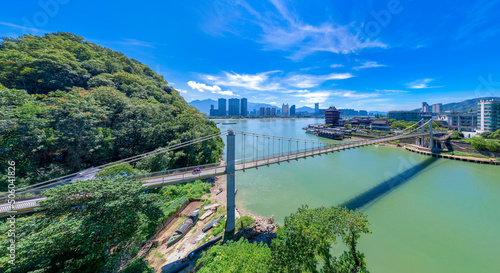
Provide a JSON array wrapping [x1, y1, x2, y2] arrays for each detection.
[[271, 108, 276, 116], [359, 110, 368, 116], [290, 105, 296, 116], [422, 102, 430, 113], [282, 103, 289, 116], [228, 98, 240, 116], [340, 109, 357, 117], [218, 98, 227, 116], [441, 113, 477, 130], [209, 105, 219, 117], [432, 103, 442, 113], [388, 111, 421, 122], [259, 107, 266, 116], [325, 107, 341, 126], [265, 107, 271, 116], [315, 103, 319, 115], [478, 100, 500, 132], [240, 98, 247, 116]]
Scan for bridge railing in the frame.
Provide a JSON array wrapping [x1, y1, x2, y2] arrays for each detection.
[[132, 162, 225, 181]]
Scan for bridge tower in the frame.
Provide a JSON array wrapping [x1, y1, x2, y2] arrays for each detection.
[[225, 128, 236, 238]]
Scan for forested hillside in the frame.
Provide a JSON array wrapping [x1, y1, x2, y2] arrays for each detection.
[[0, 32, 223, 189]]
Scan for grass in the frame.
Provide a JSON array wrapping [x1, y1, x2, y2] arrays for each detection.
[[456, 138, 475, 143], [211, 217, 226, 237], [235, 216, 254, 232], [440, 151, 495, 159], [351, 133, 377, 138]]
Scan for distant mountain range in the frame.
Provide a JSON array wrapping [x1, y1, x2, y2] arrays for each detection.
[[189, 99, 314, 114], [189, 97, 500, 115], [441, 97, 500, 112]]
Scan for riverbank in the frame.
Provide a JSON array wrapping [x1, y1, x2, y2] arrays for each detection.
[[404, 144, 500, 165], [141, 174, 277, 272]]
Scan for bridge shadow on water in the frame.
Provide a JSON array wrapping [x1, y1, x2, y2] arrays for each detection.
[[339, 157, 439, 211]]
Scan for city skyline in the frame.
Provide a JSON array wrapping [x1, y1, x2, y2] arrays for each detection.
[[2, 0, 499, 111]]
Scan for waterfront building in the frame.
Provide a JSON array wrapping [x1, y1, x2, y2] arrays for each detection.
[[271, 108, 276, 117], [325, 106, 341, 126], [371, 120, 391, 131], [348, 117, 373, 129], [290, 105, 296, 116], [218, 98, 227, 116], [422, 102, 430, 113], [277, 109, 281, 115], [228, 98, 240, 116], [388, 111, 421, 122], [340, 109, 358, 117], [265, 107, 271, 116], [478, 100, 500, 132], [432, 103, 443, 113], [259, 107, 265, 116], [315, 103, 319, 115], [437, 113, 477, 130], [282, 103, 289, 116], [209, 105, 219, 117], [240, 98, 247, 116]]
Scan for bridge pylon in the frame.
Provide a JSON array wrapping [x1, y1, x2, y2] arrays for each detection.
[[225, 128, 236, 238]]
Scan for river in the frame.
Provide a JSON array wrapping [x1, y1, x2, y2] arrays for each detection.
[[215, 118, 500, 273]]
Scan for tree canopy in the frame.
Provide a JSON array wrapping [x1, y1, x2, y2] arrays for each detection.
[[0, 176, 163, 272], [0, 33, 223, 190], [198, 205, 371, 273]]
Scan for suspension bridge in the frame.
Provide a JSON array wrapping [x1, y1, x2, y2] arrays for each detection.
[[1, 119, 446, 234]]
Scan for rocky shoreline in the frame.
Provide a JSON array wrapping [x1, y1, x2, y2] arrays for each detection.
[[209, 175, 277, 244]]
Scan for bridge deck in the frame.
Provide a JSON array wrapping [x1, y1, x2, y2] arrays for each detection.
[[0, 132, 436, 217]]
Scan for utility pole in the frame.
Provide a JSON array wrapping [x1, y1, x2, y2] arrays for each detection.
[[429, 120, 433, 153], [225, 128, 236, 238], [421, 119, 425, 147]]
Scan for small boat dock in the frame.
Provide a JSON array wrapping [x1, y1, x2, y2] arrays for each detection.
[[304, 124, 350, 140]]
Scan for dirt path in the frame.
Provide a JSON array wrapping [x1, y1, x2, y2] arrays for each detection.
[[144, 174, 276, 272]]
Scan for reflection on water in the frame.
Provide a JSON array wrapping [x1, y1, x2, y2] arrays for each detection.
[[216, 118, 500, 273]]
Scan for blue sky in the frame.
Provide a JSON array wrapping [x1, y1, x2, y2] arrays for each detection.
[[1, 0, 500, 111]]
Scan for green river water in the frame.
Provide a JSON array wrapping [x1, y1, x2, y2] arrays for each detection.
[[215, 118, 500, 273]]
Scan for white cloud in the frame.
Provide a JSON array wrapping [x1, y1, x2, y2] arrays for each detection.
[[286, 73, 354, 88], [188, 81, 222, 92], [176, 89, 188, 93], [203, 71, 282, 91], [291, 90, 331, 103], [354, 61, 387, 70], [0, 21, 47, 33], [330, 64, 344, 68], [406, 78, 444, 89], [218, 90, 236, 96], [374, 89, 409, 93], [202, 70, 353, 91], [187, 81, 235, 96], [260, 20, 387, 60], [207, 0, 388, 59], [330, 90, 379, 99]]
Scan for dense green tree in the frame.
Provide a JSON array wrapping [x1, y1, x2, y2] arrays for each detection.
[[197, 239, 272, 273], [0, 33, 223, 190], [197, 206, 371, 273], [0, 176, 163, 273], [270, 206, 370, 273], [450, 131, 464, 140]]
